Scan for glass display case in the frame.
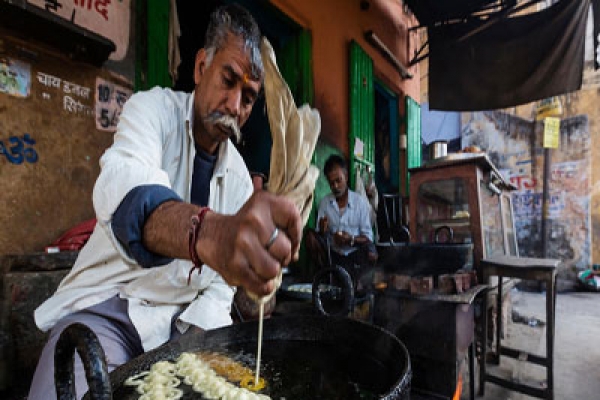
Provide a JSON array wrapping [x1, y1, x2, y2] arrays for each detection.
[[409, 153, 517, 274]]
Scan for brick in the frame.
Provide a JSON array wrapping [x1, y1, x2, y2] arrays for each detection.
[[438, 274, 455, 294], [390, 274, 411, 291], [410, 276, 433, 295]]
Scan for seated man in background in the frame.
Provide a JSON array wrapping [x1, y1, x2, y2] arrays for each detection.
[[305, 155, 377, 288]]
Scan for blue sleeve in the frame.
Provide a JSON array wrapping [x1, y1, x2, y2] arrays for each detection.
[[112, 184, 183, 268]]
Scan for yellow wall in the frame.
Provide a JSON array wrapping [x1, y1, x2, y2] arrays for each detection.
[[270, 0, 420, 156]]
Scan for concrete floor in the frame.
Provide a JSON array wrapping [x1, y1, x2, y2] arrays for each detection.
[[464, 288, 600, 400]]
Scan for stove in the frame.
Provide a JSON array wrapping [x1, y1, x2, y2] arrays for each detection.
[[371, 243, 484, 400]]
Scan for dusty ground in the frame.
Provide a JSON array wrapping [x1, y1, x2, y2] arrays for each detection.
[[464, 288, 600, 400]]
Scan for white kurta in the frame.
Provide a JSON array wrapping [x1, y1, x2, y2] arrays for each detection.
[[35, 87, 253, 351]]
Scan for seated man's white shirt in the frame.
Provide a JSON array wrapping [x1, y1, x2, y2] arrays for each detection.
[[316, 190, 373, 256]]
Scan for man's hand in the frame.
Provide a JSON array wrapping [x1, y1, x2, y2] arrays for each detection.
[[318, 215, 329, 233], [333, 230, 352, 247], [197, 191, 302, 297]]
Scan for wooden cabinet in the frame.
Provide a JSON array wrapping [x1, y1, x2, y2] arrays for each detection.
[[408, 154, 517, 276]]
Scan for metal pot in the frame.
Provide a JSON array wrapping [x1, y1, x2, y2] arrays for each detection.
[[57, 316, 411, 400], [377, 243, 473, 277], [428, 140, 447, 160]]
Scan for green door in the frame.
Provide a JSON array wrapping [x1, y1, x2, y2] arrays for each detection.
[[405, 96, 422, 194], [278, 29, 316, 279], [278, 30, 314, 106], [136, 0, 171, 91], [349, 41, 375, 190], [278, 30, 319, 228]]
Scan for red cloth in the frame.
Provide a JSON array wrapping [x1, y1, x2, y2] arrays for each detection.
[[45, 219, 96, 252]]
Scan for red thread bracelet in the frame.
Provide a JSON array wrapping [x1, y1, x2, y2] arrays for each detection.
[[187, 207, 211, 285]]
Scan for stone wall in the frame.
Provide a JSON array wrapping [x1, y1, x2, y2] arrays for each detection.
[[462, 111, 591, 278]]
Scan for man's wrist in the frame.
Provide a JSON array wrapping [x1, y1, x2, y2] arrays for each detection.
[[188, 207, 211, 284], [350, 235, 354, 247]]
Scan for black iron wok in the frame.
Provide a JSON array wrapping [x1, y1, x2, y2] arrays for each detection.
[[58, 315, 411, 400]]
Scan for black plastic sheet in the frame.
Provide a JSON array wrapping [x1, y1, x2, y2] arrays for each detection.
[[428, 0, 590, 111]]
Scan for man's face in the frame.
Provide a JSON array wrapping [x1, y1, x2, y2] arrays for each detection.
[[326, 165, 348, 199], [193, 33, 262, 147]]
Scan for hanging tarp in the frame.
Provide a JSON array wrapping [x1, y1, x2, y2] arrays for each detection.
[[428, 0, 590, 111], [404, 0, 497, 26]]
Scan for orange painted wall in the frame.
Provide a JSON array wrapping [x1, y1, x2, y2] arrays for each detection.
[[270, 0, 420, 156]]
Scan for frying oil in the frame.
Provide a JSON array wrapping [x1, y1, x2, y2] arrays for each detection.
[[115, 340, 393, 399], [227, 340, 390, 400]]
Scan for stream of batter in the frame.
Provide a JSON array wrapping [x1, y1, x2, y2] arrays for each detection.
[[254, 302, 265, 386]]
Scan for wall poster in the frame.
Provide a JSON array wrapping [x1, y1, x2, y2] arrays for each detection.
[[95, 76, 132, 132], [0, 57, 31, 98]]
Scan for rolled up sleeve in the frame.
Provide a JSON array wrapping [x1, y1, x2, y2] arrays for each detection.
[[112, 184, 182, 267]]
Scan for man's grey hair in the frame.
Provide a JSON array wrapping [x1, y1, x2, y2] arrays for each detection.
[[204, 4, 263, 81]]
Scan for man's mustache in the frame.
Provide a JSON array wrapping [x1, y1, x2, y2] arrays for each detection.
[[204, 112, 241, 143]]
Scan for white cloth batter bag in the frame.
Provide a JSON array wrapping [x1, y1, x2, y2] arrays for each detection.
[[255, 37, 321, 302]]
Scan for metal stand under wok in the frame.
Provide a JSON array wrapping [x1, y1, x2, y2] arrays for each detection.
[[373, 284, 485, 400], [371, 243, 485, 400]]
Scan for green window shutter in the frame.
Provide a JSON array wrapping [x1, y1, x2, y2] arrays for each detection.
[[278, 38, 297, 100], [278, 30, 314, 106], [136, 0, 171, 91], [297, 30, 314, 106], [277, 30, 316, 278], [277, 29, 318, 231], [349, 41, 375, 190], [405, 96, 422, 194]]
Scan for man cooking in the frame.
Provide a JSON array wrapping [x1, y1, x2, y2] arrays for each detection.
[[28, 4, 301, 399]]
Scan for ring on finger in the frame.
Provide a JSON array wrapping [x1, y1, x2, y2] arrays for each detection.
[[265, 227, 279, 251]]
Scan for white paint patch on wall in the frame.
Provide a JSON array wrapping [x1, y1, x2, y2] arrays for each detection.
[[27, 0, 131, 61]]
